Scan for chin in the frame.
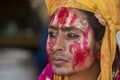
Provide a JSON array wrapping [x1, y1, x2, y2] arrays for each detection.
[[54, 70, 70, 76], [54, 71, 65, 76], [52, 66, 74, 76], [52, 66, 68, 75]]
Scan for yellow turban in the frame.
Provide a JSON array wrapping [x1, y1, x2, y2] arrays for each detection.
[[45, 0, 120, 80]]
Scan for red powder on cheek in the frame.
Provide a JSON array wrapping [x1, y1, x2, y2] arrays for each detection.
[[70, 41, 87, 67], [69, 26, 91, 68], [57, 7, 69, 29], [47, 39, 54, 62], [47, 39, 54, 51], [70, 13, 77, 26]]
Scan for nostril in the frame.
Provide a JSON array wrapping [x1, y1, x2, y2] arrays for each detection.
[[59, 48, 64, 51], [53, 44, 65, 52]]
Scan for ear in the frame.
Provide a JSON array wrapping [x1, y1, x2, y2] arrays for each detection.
[[95, 40, 102, 59], [96, 40, 102, 53]]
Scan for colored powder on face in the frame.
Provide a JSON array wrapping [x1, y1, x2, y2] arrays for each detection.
[[47, 39, 54, 51], [70, 41, 83, 64], [46, 51, 51, 62], [83, 26, 91, 38], [70, 41, 87, 67], [83, 26, 91, 49], [50, 13, 55, 25], [70, 13, 77, 26], [47, 39, 54, 62], [57, 7, 69, 29], [69, 26, 91, 68]]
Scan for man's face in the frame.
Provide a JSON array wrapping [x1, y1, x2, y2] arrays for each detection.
[[47, 8, 97, 75]]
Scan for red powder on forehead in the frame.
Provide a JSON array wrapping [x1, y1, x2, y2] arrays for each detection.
[[70, 13, 77, 26], [57, 7, 69, 29], [50, 13, 55, 25]]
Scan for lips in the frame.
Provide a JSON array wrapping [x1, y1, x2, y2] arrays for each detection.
[[51, 56, 69, 65]]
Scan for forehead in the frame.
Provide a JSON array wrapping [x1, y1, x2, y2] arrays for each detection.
[[49, 8, 89, 29], [55, 8, 87, 18]]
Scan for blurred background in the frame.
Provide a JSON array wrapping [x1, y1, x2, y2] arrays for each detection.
[[0, 0, 49, 80]]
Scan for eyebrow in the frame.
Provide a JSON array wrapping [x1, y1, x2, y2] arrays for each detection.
[[62, 26, 83, 32], [48, 25, 83, 32], [48, 26, 57, 30]]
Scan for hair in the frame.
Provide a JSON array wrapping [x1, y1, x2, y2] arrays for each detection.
[[80, 10, 105, 41]]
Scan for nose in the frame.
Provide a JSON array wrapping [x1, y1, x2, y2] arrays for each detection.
[[52, 36, 65, 52]]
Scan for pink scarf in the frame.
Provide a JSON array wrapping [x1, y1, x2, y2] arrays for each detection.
[[38, 63, 53, 80]]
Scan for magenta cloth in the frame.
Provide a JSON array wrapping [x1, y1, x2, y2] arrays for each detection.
[[115, 60, 120, 80], [38, 63, 53, 80], [115, 67, 120, 80]]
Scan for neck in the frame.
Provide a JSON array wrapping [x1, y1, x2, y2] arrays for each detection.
[[67, 61, 100, 80]]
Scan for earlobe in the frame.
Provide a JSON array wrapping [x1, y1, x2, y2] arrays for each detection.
[[96, 40, 102, 52], [96, 53, 101, 59], [95, 40, 102, 59]]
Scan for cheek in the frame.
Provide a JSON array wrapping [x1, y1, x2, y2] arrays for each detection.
[[47, 38, 54, 51], [69, 41, 90, 68], [46, 39, 54, 61], [46, 51, 50, 62], [69, 26, 91, 68]]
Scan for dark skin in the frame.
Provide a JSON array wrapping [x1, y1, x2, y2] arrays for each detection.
[[47, 8, 100, 80]]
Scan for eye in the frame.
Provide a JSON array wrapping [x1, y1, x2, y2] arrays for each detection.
[[48, 31, 56, 38], [66, 32, 79, 39]]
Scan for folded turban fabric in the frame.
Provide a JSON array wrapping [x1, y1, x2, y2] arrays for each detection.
[[45, 0, 120, 80]]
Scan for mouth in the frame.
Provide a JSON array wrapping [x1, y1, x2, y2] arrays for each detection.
[[51, 57, 69, 65]]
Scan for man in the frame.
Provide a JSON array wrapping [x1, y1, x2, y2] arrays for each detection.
[[38, 0, 120, 80]]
